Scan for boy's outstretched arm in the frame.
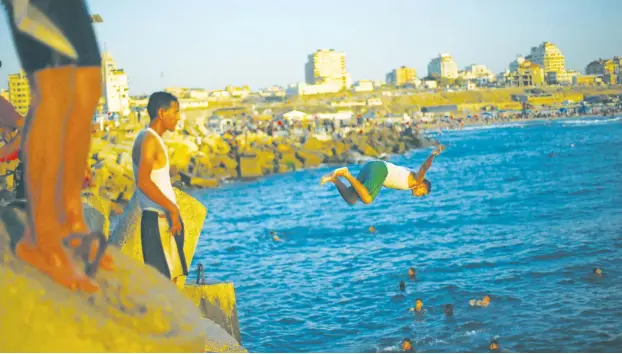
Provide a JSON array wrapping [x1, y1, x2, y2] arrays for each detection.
[[415, 145, 445, 183]]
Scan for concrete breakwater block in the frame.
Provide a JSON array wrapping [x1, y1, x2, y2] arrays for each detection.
[[107, 188, 245, 351], [182, 283, 242, 345], [0, 204, 206, 352], [109, 188, 207, 288]]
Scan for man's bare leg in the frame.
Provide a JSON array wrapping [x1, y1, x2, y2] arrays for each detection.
[[321, 167, 373, 204], [333, 167, 374, 204], [15, 66, 98, 292], [322, 174, 359, 205], [59, 66, 113, 271]]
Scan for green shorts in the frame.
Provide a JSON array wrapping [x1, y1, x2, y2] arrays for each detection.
[[349, 161, 388, 202]]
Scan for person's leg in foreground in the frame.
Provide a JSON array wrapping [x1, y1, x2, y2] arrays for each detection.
[[4, 0, 111, 292]]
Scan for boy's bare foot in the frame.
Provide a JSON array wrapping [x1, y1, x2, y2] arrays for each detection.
[[320, 174, 335, 185], [333, 167, 349, 177]]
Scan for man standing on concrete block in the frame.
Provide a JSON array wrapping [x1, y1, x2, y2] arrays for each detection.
[[131, 91, 188, 286]]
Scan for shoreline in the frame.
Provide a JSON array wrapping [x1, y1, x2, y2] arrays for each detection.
[[180, 113, 621, 195]]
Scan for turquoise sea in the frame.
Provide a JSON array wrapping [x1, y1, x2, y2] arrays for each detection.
[[192, 116, 622, 352]]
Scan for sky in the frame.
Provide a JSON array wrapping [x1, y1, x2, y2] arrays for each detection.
[[1, 0, 621, 94]]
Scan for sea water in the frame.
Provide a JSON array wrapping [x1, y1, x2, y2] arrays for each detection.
[[192, 116, 622, 352]]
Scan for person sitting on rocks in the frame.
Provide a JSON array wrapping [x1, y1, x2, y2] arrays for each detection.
[[320, 145, 445, 205]]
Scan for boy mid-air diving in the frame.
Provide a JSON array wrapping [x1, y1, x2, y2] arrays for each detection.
[[321, 145, 445, 205]]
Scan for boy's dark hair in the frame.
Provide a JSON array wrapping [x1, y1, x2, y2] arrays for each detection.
[[147, 91, 178, 121], [444, 304, 454, 314], [423, 179, 432, 193]]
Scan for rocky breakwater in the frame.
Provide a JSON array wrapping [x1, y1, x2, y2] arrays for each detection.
[[170, 127, 430, 185]]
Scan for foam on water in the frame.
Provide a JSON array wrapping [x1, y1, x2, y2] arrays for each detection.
[[558, 116, 621, 126], [191, 117, 622, 352]]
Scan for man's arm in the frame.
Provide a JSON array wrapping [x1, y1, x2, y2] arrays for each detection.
[[414, 145, 444, 183], [137, 135, 178, 214]]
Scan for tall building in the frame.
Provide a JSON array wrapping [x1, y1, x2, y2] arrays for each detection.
[[386, 66, 417, 86], [305, 49, 349, 90], [102, 52, 130, 116], [427, 54, 459, 79], [527, 42, 568, 84], [8, 70, 30, 116], [528, 42, 565, 73]]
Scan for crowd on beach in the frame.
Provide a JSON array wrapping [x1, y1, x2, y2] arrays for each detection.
[[195, 99, 622, 142]]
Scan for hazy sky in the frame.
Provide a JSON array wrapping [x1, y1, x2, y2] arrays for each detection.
[[1, 0, 621, 94]]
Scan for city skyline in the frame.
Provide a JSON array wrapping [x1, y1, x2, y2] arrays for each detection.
[[1, 0, 621, 94]]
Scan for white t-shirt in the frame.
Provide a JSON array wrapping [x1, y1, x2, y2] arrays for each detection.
[[383, 162, 415, 190]]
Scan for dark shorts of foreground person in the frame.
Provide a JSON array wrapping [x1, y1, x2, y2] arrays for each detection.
[[140, 210, 189, 279], [2, 0, 101, 72]]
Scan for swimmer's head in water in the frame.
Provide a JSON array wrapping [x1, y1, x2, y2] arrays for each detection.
[[593, 267, 602, 276], [489, 339, 500, 352], [399, 281, 406, 292], [482, 295, 491, 305], [444, 304, 454, 316], [147, 91, 180, 132], [401, 338, 413, 352], [413, 179, 431, 197], [415, 298, 423, 312], [408, 267, 416, 278]]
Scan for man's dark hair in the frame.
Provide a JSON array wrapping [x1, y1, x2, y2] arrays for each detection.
[[147, 91, 178, 121], [423, 179, 432, 193]]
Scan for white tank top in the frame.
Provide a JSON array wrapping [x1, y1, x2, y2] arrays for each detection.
[[132, 128, 177, 213], [382, 162, 415, 190]]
